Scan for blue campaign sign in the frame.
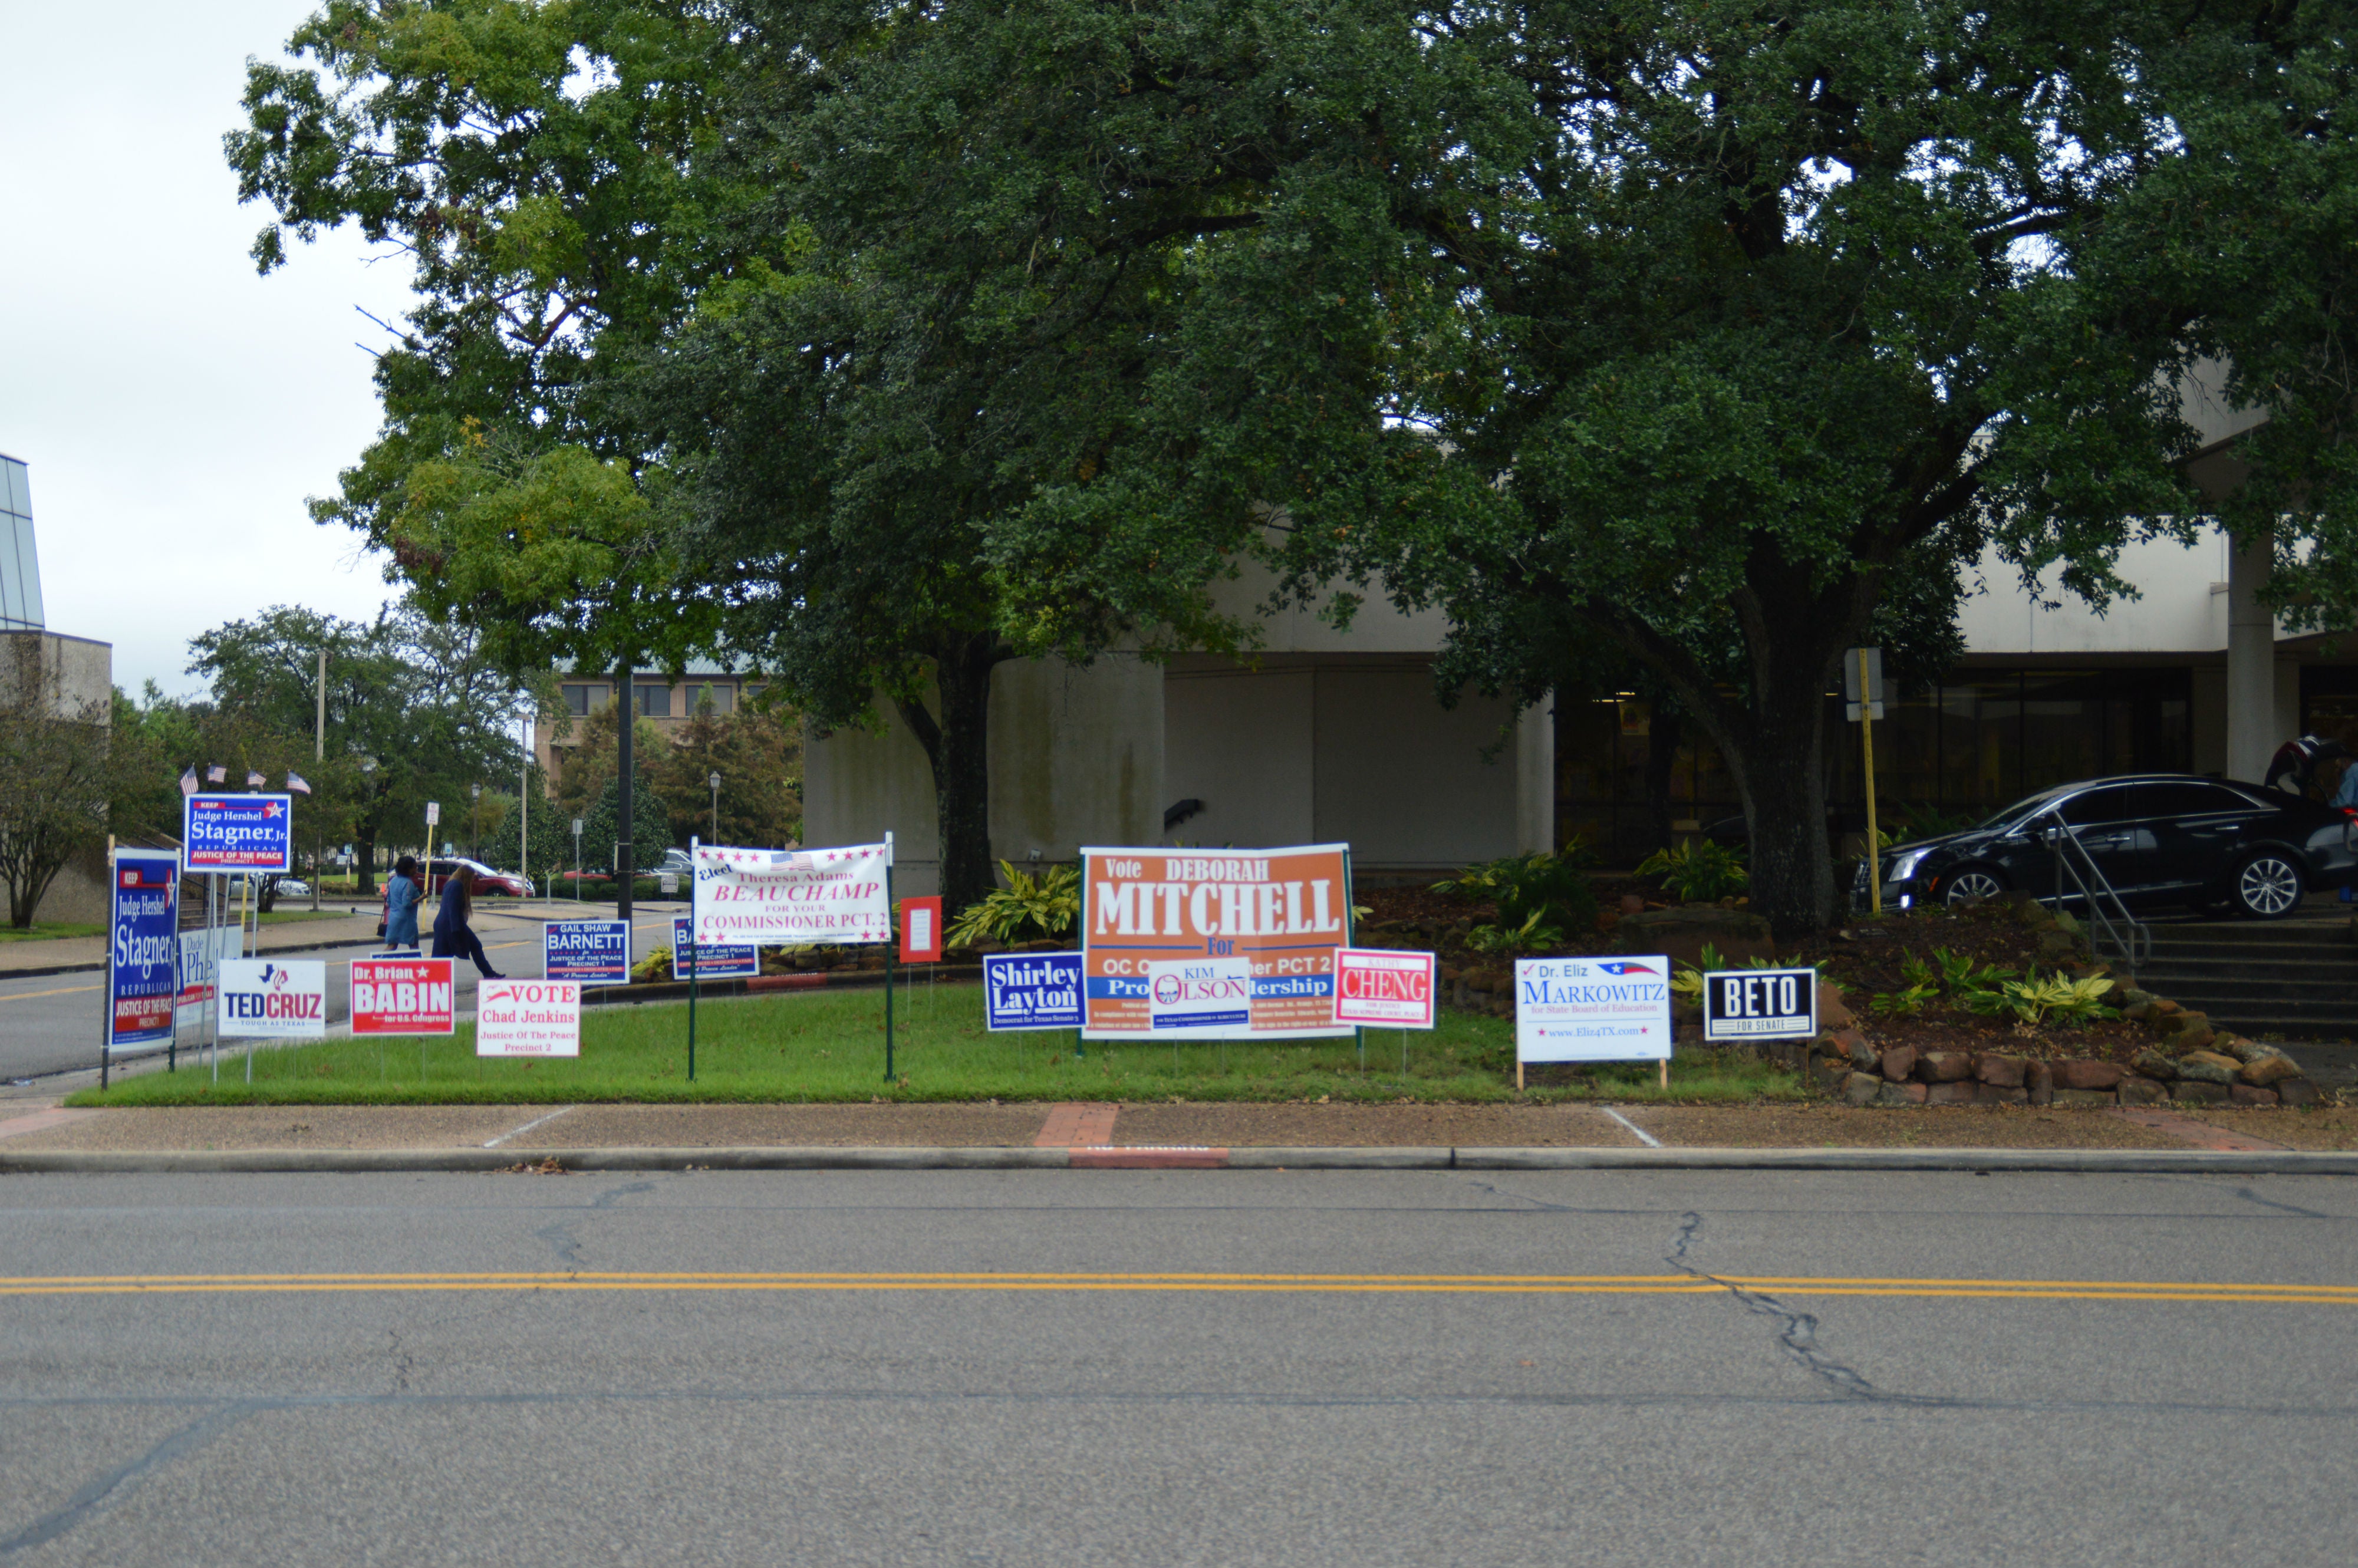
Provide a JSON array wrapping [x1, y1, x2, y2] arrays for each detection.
[[182, 793, 293, 872], [672, 914, 758, 980], [544, 920, 631, 986], [108, 850, 179, 1050], [983, 951, 1083, 1032]]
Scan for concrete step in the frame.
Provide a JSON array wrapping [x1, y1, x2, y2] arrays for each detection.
[[2138, 960, 2357, 986]]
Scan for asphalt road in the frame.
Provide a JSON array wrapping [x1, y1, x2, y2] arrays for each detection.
[[4, 1168, 2358, 1566], [0, 908, 689, 1085]]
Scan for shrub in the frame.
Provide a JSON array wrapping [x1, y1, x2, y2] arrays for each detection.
[[947, 861, 1081, 947], [1433, 844, 1599, 949], [1635, 839, 1748, 902]]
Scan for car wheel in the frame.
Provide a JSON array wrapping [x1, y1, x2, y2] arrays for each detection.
[[2231, 852, 2305, 920], [1941, 867, 2007, 906]]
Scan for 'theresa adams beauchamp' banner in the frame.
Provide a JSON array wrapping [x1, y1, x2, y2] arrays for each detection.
[[691, 842, 891, 947], [1081, 844, 1354, 1040]]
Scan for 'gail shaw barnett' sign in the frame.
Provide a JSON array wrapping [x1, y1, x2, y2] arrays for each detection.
[[983, 952, 1082, 1031], [544, 920, 630, 986], [1514, 956, 1672, 1064], [691, 842, 890, 947], [1080, 845, 1354, 1041]]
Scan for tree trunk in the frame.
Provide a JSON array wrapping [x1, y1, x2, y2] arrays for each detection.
[[1735, 707, 1837, 939], [1642, 707, 1684, 851], [893, 633, 1006, 919]]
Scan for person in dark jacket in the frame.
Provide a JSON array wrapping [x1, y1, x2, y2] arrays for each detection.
[[431, 863, 503, 978]]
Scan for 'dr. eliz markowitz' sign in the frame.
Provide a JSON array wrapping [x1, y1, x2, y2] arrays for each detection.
[[1081, 845, 1355, 1040]]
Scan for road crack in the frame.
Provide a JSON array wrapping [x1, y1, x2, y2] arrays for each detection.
[[1666, 1211, 1946, 1406], [536, 1179, 660, 1270], [0, 1400, 263, 1555]]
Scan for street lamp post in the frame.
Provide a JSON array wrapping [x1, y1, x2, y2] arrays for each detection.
[[470, 782, 482, 861], [709, 770, 721, 843]]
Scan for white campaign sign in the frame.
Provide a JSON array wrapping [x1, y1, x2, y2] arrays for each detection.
[[475, 980, 581, 1058], [691, 842, 890, 947], [1515, 955, 1673, 1063], [1145, 956, 1253, 1036], [217, 960, 328, 1039]]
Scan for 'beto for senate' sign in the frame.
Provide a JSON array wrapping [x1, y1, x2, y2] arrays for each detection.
[[1701, 968, 1819, 1042], [182, 793, 294, 872]]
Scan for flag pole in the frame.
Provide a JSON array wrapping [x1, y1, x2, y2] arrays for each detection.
[[884, 832, 897, 1084], [687, 835, 698, 1083]]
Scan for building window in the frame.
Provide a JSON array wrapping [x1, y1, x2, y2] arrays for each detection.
[[635, 683, 671, 717], [687, 683, 732, 715], [559, 683, 607, 716]]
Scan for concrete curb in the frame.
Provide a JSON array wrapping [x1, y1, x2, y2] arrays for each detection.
[[5, 1144, 2358, 1175]]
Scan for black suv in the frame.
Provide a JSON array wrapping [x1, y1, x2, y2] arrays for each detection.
[[1858, 774, 2358, 919]]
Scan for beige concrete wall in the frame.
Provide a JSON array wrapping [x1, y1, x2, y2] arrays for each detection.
[[0, 631, 110, 719], [1163, 663, 1313, 850], [802, 655, 1164, 895]]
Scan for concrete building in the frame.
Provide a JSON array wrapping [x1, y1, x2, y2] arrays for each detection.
[[0, 452, 114, 921], [791, 368, 2344, 886], [533, 668, 770, 778]]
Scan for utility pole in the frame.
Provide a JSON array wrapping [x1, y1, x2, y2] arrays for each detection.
[[615, 665, 634, 926], [312, 646, 325, 911], [519, 712, 531, 897]]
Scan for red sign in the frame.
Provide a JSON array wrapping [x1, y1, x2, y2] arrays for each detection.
[[1333, 948, 1438, 1029], [350, 957, 455, 1036], [900, 896, 943, 963]]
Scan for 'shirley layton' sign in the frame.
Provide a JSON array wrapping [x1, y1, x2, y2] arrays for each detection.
[[1081, 845, 1355, 1041], [1514, 956, 1672, 1082], [983, 952, 1082, 1031], [691, 842, 891, 947], [1701, 968, 1819, 1042]]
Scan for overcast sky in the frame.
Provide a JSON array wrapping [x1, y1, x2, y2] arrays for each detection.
[[2, 2, 416, 700]]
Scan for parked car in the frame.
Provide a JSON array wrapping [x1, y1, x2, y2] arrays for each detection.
[[1857, 773, 2358, 919], [421, 858, 535, 898]]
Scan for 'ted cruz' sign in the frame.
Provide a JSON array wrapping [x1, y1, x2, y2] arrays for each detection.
[[218, 960, 328, 1039], [350, 957, 455, 1036], [1332, 948, 1438, 1029], [182, 793, 294, 872], [1700, 967, 1819, 1042]]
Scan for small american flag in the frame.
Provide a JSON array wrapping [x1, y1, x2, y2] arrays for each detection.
[[246, 770, 267, 789], [286, 772, 312, 795], [179, 767, 197, 797], [206, 765, 227, 783]]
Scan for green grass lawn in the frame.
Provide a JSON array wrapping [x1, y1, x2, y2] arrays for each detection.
[[68, 982, 1800, 1108], [0, 921, 106, 943]]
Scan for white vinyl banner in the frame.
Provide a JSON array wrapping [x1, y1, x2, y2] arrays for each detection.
[[217, 960, 328, 1039], [691, 842, 891, 947]]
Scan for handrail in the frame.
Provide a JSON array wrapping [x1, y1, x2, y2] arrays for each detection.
[[2029, 807, 2152, 972]]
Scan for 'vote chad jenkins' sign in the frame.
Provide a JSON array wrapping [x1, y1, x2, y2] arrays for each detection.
[[691, 842, 890, 946], [475, 980, 581, 1057], [1081, 845, 1354, 1040]]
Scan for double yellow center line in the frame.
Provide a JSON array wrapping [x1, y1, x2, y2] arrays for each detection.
[[4, 1271, 2356, 1304]]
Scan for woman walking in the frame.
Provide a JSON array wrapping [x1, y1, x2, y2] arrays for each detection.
[[382, 855, 423, 951], [431, 862, 504, 979]]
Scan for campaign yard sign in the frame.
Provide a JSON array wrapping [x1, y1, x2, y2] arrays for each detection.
[[107, 850, 179, 1050], [1145, 957, 1253, 1033], [1080, 844, 1355, 1041], [1514, 956, 1672, 1063], [1333, 948, 1438, 1029], [350, 957, 455, 1036], [982, 952, 1082, 1031], [900, 896, 943, 963], [691, 842, 891, 947], [182, 793, 293, 873], [175, 927, 243, 1029], [544, 920, 630, 986], [1701, 968, 1819, 1043], [476, 980, 581, 1057], [218, 960, 328, 1039], [671, 914, 758, 980]]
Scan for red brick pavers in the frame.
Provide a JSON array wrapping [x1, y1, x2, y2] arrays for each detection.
[[1035, 1102, 1119, 1148]]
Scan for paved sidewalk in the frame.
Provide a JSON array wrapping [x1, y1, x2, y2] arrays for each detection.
[[4, 1097, 2351, 1162]]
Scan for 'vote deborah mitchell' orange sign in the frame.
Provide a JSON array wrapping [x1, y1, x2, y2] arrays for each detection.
[[1081, 844, 1354, 1040]]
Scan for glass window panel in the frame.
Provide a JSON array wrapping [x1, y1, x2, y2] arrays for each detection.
[[2059, 785, 2140, 825], [635, 683, 671, 717], [14, 512, 42, 627]]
